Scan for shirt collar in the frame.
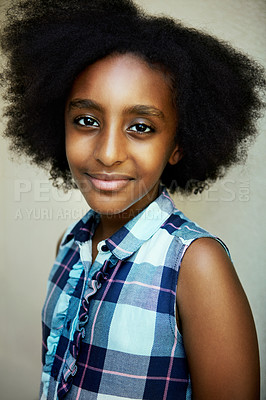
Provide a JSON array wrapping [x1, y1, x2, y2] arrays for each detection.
[[62, 209, 99, 245], [62, 187, 175, 260], [106, 187, 175, 260]]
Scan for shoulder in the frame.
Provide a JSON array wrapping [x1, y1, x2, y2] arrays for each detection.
[[55, 221, 76, 256], [178, 237, 240, 315], [177, 237, 260, 399], [56, 230, 66, 256], [181, 236, 232, 275], [55, 209, 96, 256], [159, 204, 231, 270], [164, 207, 215, 243], [177, 236, 251, 330], [159, 189, 215, 243]]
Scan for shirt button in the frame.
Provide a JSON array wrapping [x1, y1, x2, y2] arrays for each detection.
[[97, 241, 109, 253]]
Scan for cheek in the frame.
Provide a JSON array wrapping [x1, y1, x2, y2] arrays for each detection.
[[142, 139, 174, 170], [65, 127, 75, 159], [134, 146, 169, 182], [65, 132, 90, 168], [65, 138, 77, 169]]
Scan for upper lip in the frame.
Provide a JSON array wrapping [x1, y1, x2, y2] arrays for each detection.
[[86, 173, 134, 181]]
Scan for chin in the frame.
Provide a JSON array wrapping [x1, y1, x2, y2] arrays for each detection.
[[83, 196, 131, 215]]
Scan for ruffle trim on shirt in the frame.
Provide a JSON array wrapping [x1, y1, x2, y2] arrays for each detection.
[[41, 259, 85, 399], [57, 259, 111, 398]]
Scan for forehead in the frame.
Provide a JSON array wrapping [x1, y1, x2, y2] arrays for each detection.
[[67, 53, 175, 112]]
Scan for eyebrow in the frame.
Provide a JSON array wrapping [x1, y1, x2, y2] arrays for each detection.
[[68, 98, 103, 112], [123, 104, 165, 119], [68, 98, 165, 119]]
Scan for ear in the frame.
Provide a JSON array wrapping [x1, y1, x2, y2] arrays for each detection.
[[168, 144, 182, 165]]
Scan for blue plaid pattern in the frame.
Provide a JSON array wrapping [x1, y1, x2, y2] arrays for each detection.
[[40, 187, 228, 399]]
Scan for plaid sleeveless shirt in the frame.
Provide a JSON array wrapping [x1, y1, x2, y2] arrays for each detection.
[[40, 187, 228, 399]]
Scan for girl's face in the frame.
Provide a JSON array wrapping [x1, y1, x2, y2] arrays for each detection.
[[65, 53, 181, 217]]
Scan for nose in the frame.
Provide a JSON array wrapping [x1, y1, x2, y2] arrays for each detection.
[[93, 125, 127, 167]]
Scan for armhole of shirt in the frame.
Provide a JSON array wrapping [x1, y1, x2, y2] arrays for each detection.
[[56, 230, 66, 256], [57, 222, 77, 254]]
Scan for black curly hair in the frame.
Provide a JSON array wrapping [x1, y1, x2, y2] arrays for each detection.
[[1, 0, 265, 193]]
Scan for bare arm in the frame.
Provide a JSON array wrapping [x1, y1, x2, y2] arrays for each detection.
[[177, 238, 260, 400]]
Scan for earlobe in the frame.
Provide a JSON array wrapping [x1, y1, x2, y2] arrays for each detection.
[[168, 145, 183, 165]]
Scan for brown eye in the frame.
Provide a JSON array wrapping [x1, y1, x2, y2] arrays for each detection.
[[128, 123, 155, 134], [74, 116, 99, 127]]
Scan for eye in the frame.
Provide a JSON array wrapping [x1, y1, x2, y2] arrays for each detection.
[[128, 123, 155, 134], [74, 116, 100, 127]]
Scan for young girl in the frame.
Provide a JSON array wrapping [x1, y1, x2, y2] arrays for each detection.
[[1, 0, 265, 399]]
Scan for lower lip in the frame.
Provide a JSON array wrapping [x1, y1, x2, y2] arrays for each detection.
[[88, 176, 131, 191]]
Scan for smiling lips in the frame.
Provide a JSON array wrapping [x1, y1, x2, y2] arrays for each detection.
[[86, 173, 133, 191]]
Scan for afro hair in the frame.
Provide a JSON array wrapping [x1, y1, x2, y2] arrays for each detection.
[[1, 0, 265, 193]]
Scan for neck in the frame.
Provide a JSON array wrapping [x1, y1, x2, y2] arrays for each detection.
[[95, 184, 160, 240], [96, 208, 140, 241]]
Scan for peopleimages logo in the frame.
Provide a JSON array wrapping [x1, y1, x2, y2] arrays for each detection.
[[14, 179, 81, 202], [12, 178, 250, 221], [178, 178, 250, 203], [14, 178, 250, 202]]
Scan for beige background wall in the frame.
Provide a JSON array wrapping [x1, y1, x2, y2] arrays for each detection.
[[0, 0, 265, 399]]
